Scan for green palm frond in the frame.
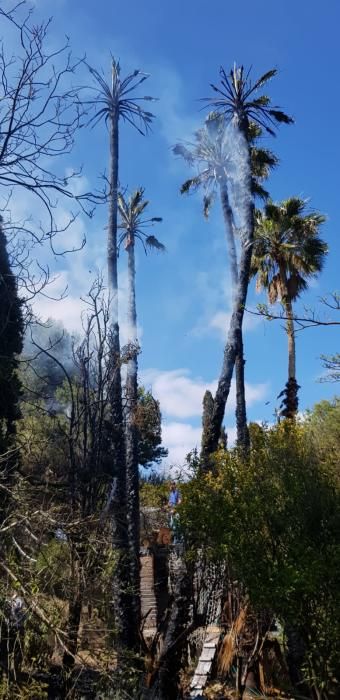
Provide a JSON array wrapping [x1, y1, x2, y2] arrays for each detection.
[[252, 197, 327, 303]]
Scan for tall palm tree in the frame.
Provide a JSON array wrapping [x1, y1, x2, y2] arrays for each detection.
[[199, 65, 292, 461], [251, 198, 327, 416], [86, 60, 155, 650], [174, 114, 277, 447], [118, 188, 164, 635]]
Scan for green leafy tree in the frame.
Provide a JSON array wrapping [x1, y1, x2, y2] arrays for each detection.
[[200, 66, 292, 461], [180, 421, 340, 698], [136, 388, 168, 468], [251, 198, 327, 416], [304, 397, 340, 484]]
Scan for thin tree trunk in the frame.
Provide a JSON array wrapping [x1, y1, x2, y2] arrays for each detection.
[[201, 156, 253, 462], [235, 327, 250, 450], [285, 298, 296, 380], [219, 180, 238, 291], [107, 105, 132, 651], [201, 238, 253, 461], [145, 556, 191, 700], [219, 179, 250, 450], [125, 239, 141, 648], [278, 264, 296, 381], [63, 552, 83, 669]]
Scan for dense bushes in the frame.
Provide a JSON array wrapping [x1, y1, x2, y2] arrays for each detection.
[[180, 421, 340, 697]]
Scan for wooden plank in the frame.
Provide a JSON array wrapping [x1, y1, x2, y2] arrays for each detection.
[[195, 660, 212, 675], [200, 647, 216, 662]]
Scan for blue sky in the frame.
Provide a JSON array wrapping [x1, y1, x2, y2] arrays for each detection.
[[4, 0, 339, 467]]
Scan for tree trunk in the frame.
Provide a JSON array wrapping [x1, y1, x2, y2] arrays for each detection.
[[107, 105, 132, 651], [125, 239, 141, 648], [63, 551, 83, 669], [201, 125, 253, 462], [235, 326, 250, 450], [146, 556, 191, 700], [219, 180, 238, 291], [63, 593, 82, 669], [219, 180, 250, 450], [201, 211, 253, 462], [285, 298, 296, 380]]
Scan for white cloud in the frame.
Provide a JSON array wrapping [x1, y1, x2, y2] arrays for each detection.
[[141, 368, 216, 419], [161, 420, 238, 472], [141, 367, 268, 420], [162, 421, 202, 469], [208, 309, 262, 340]]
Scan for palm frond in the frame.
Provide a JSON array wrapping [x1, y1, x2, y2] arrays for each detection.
[[180, 176, 204, 194], [145, 235, 165, 252], [86, 59, 156, 135], [204, 64, 292, 137]]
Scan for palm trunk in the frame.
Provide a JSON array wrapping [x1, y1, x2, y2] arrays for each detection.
[[125, 239, 141, 648], [201, 236, 253, 462], [107, 105, 132, 650], [278, 267, 299, 418], [219, 179, 250, 450], [285, 298, 296, 380], [146, 556, 191, 699], [202, 122, 253, 462], [219, 179, 238, 291]]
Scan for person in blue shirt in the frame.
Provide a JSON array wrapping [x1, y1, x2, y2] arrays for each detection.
[[168, 482, 182, 540], [168, 481, 181, 508]]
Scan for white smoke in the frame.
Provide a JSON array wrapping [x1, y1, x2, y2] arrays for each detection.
[[222, 119, 253, 248]]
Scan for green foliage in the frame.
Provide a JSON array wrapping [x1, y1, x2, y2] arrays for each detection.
[[140, 474, 168, 508], [36, 540, 71, 597], [180, 421, 340, 694], [252, 198, 327, 305], [136, 387, 168, 467], [304, 397, 340, 484]]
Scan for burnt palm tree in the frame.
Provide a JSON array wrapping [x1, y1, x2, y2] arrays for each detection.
[[86, 59, 155, 651], [251, 198, 327, 417], [200, 65, 292, 461], [118, 188, 164, 635], [174, 114, 277, 447]]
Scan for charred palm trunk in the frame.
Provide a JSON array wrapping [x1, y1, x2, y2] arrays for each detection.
[[107, 106, 132, 650], [219, 179, 249, 451], [125, 238, 141, 648], [202, 126, 253, 462], [145, 556, 191, 700]]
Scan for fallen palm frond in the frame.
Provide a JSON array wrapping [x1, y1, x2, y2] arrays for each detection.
[[217, 604, 248, 676]]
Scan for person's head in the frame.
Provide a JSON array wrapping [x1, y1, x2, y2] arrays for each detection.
[[170, 481, 176, 491]]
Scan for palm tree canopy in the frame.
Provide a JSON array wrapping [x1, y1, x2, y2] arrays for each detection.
[[202, 65, 293, 136], [173, 113, 279, 217], [118, 188, 165, 253], [86, 59, 156, 134], [251, 198, 328, 303]]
